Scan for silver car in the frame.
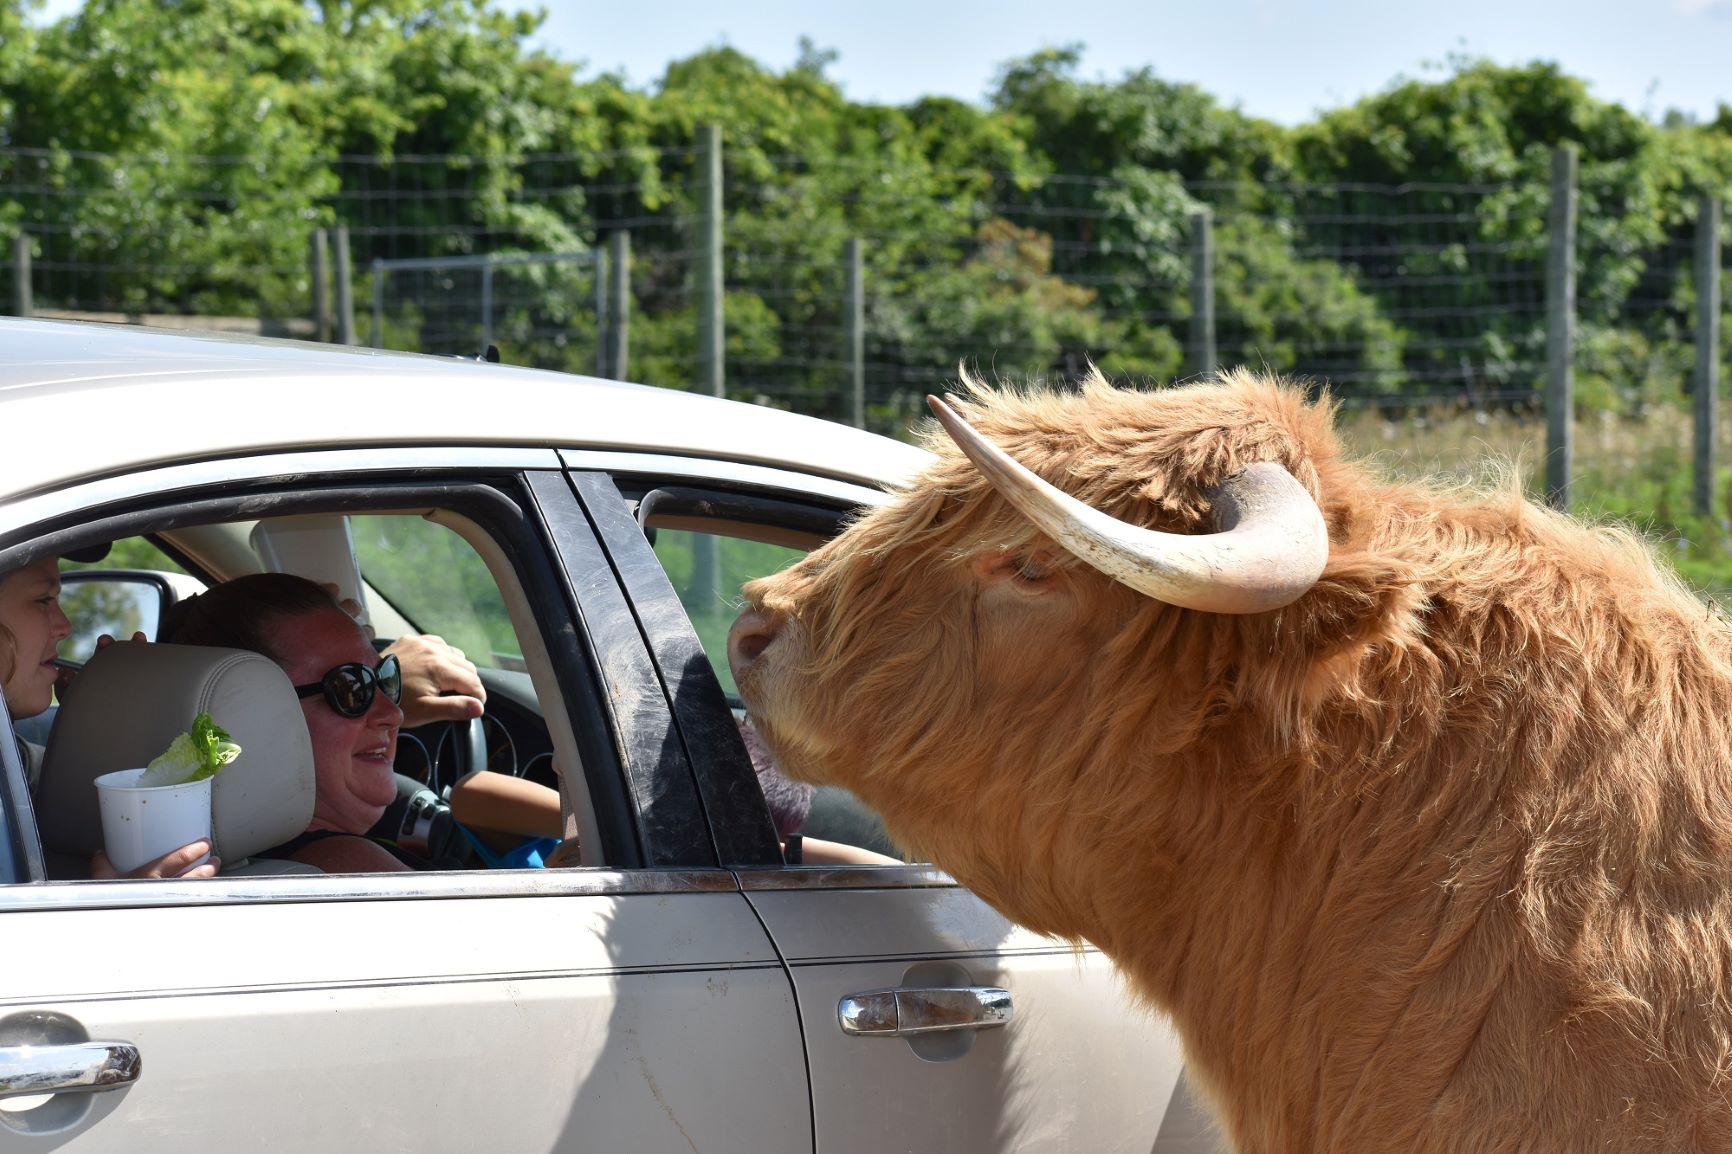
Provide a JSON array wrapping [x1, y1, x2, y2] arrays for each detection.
[[0, 318, 1214, 1152]]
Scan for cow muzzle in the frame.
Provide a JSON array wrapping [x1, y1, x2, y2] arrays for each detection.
[[727, 606, 786, 691]]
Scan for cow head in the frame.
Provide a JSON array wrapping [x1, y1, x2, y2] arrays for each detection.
[[729, 367, 1405, 933]]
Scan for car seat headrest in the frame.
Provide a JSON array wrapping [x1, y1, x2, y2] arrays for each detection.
[[34, 641, 315, 868]]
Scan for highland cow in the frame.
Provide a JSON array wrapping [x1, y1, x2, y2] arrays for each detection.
[[727, 368, 1732, 1153]]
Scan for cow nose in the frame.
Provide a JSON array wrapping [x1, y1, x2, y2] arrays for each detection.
[[728, 607, 784, 675]]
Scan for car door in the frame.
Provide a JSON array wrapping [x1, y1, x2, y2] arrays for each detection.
[[0, 455, 811, 1152], [568, 462, 1200, 1153]]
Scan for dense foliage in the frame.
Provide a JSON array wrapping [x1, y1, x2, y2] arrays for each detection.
[[3, 1, 1731, 422], [13, 2, 1732, 589]]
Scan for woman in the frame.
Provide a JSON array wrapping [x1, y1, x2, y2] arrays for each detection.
[[1, 553, 219, 879], [162, 572, 566, 872], [161, 573, 431, 872]]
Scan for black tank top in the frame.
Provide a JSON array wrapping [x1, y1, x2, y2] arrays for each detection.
[[255, 829, 436, 871]]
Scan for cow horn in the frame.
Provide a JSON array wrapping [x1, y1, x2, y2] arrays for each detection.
[[927, 395, 1329, 614]]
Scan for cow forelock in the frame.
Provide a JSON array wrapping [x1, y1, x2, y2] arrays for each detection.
[[930, 366, 1341, 530]]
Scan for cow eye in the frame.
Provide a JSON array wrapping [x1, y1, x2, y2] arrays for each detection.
[[1014, 554, 1055, 584]]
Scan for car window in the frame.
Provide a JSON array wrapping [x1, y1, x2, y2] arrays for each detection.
[[352, 514, 526, 673], [62, 537, 191, 577], [15, 496, 596, 883], [652, 529, 803, 700], [651, 523, 912, 864]]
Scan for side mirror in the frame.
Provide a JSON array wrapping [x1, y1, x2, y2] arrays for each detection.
[[57, 570, 178, 665]]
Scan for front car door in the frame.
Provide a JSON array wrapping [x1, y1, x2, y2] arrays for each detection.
[[565, 455, 1202, 1152], [0, 452, 811, 1152]]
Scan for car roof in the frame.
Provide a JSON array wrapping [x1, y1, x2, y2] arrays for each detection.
[[0, 318, 932, 505]]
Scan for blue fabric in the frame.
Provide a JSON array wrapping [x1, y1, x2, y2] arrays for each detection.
[[457, 826, 561, 869]]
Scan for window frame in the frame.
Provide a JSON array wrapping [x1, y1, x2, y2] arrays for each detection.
[[0, 458, 713, 890], [564, 471, 784, 867], [589, 468, 954, 887]]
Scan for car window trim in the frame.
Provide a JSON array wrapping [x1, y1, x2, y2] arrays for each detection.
[[559, 448, 899, 511], [2, 447, 564, 551], [632, 486, 850, 541], [529, 471, 720, 868], [571, 471, 786, 868], [0, 866, 740, 912], [0, 692, 45, 885], [733, 865, 958, 891]]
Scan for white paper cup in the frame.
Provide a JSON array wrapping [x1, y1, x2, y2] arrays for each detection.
[[94, 768, 213, 874]]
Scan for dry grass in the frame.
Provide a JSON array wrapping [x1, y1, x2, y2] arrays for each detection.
[[1335, 400, 1732, 600]]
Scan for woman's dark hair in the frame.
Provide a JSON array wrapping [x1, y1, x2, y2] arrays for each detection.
[[159, 573, 344, 665]]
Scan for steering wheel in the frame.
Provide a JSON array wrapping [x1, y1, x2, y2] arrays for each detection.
[[376, 718, 487, 866], [456, 716, 488, 778], [428, 716, 489, 791]]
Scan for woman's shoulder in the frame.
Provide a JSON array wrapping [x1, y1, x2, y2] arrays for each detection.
[[288, 831, 415, 874]]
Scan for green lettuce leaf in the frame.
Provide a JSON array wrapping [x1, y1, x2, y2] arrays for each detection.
[[137, 712, 242, 786]]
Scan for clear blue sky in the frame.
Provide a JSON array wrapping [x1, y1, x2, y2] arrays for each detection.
[[31, 0, 1732, 125], [519, 0, 1732, 125]]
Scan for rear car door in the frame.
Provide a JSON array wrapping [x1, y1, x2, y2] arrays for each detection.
[[0, 454, 811, 1152], [569, 459, 1198, 1152]]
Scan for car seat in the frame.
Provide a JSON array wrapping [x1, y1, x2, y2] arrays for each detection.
[[33, 641, 319, 878]]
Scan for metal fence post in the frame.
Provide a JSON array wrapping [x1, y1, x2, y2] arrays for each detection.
[[370, 259, 384, 349], [844, 237, 865, 428], [1544, 145, 1578, 511], [593, 243, 608, 377], [696, 122, 725, 399], [309, 228, 330, 342], [1189, 208, 1216, 377], [11, 233, 31, 318], [607, 230, 631, 380], [1695, 193, 1722, 518], [333, 224, 357, 346], [480, 259, 494, 352]]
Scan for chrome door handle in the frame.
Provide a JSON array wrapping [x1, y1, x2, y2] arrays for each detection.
[[0, 1041, 141, 1099], [838, 986, 1013, 1037]]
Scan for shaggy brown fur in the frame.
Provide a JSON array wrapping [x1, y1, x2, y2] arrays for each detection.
[[731, 368, 1732, 1153]]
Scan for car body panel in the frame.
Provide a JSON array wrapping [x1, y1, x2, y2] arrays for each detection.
[[1, 882, 809, 1152], [0, 320, 930, 506], [743, 879, 1182, 1153]]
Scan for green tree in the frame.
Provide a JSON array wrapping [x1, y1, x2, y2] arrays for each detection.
[[3, 0, 598, 324], [566, 46, 1056, 418], [7, 0, 339, 314], [1292, 58, 1732, 405], [987, 47, 1406, 392]]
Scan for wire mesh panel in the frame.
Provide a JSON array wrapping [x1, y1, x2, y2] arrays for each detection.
[[0, 146, 319, 331], [0, 141, 1721, 450], [1205, 181, 1551, 407], [370, 251, 604, 373]]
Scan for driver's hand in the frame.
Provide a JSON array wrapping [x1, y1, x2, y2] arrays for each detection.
[[54, 632, 146, 699], [385, 633, 487, 728]]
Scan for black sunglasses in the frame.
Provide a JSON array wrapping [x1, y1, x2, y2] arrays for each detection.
[[293, 653, 402, 718]]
